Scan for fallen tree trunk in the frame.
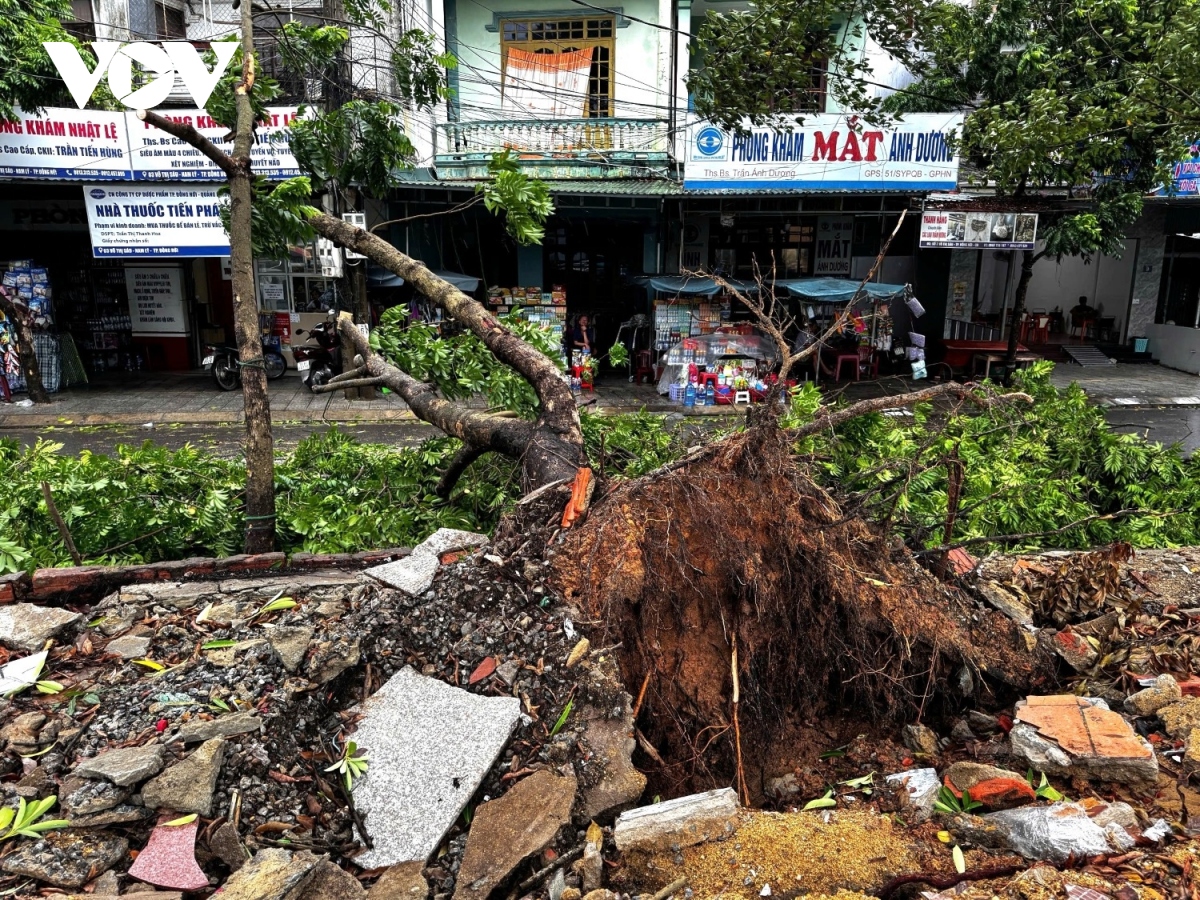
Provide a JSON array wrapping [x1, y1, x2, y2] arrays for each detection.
[[305, 212, 585, 492]]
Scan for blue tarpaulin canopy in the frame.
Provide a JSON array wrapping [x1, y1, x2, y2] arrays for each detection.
[[774, 277, 909, 303], [368, 265, 481, 293], [642, 275, 760, 296]]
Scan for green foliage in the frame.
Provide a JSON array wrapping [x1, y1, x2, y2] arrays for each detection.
[[372, 306, 564, 419], [202, 41, 283, 133], [0, 797, 69, 841], [325, 740, 369, 792], [291, 100, 416, 200], [933, 786, 981, 815], [805, 363, 1200, 551], [476, 152, 555, 246], [582, 410, 680, 478], [0, 0, 85, 118], [219, 175, 318, 260], [392, 29, 457, 109], [277, 23, 349, 76]]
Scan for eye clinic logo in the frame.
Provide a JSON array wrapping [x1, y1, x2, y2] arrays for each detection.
[[42, 41, 238, 111]]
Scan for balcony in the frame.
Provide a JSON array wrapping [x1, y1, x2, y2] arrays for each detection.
[[436, 119, 671, 180]]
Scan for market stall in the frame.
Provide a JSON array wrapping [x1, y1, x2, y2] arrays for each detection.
[[776, 277, 926, 381]]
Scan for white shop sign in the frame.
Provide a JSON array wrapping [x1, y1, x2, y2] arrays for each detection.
[[0, 108, 130, 179], [125, 266, 188, 335], [814, 216, 854, 275], [685, 113, 963, 191], [84, 183, 230, 258], [125, 107, 303, 181]]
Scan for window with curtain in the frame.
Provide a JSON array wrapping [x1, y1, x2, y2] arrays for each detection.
[[500, 17, 615, 118]]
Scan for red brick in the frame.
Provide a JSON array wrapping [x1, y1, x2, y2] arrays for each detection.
[[0, 572, 30, 604], [960, 777, 1036, 810]]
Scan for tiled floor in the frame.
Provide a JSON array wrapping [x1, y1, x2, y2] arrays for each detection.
[[1049, 363, 1200, 407]]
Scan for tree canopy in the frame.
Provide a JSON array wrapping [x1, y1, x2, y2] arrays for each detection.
[[0, 0, 87, 119]]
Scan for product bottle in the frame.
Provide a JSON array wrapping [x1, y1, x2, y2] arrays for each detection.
[[684, 383, 696, 407], [706, 383, 715, 406]]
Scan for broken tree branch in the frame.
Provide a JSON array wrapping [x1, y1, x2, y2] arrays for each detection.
[[135, 110, 241, 178], [41, 482, 82, 565], [914, 508, 1172, 556], [436, 445, 487, 499], [0, 287, 48, 404]]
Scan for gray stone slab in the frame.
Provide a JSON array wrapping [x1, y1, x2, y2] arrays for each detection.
[[414, 528, 489, 559], [365, 553, 440, 597], [613, 788, 740, 853], [349, 666, 522, 868], [0, 603, 82, 651]]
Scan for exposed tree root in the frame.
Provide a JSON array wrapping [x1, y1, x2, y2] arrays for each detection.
[[549, 426, 1051, 795]]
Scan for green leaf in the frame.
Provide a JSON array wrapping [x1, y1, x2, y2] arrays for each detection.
[[549, 698, 574, 737], [34, 680, 63, 694], [164, 813, 199, 826], [839, 771, 875, 788], [802, 790, 837, 811], [256, 597, 297, 617], [202, 640, 238, 650]]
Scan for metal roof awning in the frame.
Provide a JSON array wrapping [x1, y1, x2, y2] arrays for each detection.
[[367, 265, 481, 293]]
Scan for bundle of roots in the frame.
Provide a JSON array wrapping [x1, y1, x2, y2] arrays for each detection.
[[549, 426, 1048, 794]]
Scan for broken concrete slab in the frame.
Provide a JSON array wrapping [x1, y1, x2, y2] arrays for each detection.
[[209, 821, 247, 872], [414, 528, 489, 560], [1052, 629, 1098, 672], [348, 666, 522, 869], [140, 738, 226, 815], [453, 770, 576, 900], [213, 848, 321, 900], [127, 818, 210, 891], [266, 625, 314, 673], [0, 603, 82, 651], [950, 802, 1112, 862], [944, 762, 1026, 792], [1010, 695, 1158, 785], [1159, 697, 1200, 738], [60, 778, 130, 816], [307, 637, 361, 685], [0, 829, 128, 888], [977, 580, 1034, 627], [901, 723, 940, 757], [297, 859, 366, 900], [885, 768, 940, 823], [369, 863, 429, 900], [174, 710, 261, 743], [1125, 674, 1181, 717], [578, 705, 646, 821], [73, 744, 165, 787], [104, 634, 152, 659], [614, 788, 740, 853]]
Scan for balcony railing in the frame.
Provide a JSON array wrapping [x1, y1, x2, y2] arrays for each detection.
[[439, 119, 670, 156]]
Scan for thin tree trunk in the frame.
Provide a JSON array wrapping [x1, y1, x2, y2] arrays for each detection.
[[230, 1, 276, 552], [1004, 249, 1039, 369], [0, 289, 49, 403], [305, 212, 585, 490]]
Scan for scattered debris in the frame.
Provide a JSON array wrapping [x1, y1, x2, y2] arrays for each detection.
[[0, 829, 128, 888], [73, 745, 166, 787], [885, 769, 940, 822], [126, 817, 210, 891], [140, 738, 226, 815], [0, 602, 82, 651], [950, 802, 1114, 862], [369, 862, 430, 900], [1124, 673, 1181, 717], [902, 724, 941, 758], [213, 847, 321, 900]]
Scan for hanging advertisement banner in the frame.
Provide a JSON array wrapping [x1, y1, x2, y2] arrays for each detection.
[[125, 266, 188, 335], [684, 113, 963, 191], [0, 108, 131, 179], [125, 107, 303, 181], [814, 216, 854, 275], [919, 210, 1039, 250], [83, 183, 230, 257]]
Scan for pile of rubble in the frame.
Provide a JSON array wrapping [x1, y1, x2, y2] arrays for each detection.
[[0, 528, 1193, 900]]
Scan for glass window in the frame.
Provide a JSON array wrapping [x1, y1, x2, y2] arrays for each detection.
[[255, 260, 292, 312]]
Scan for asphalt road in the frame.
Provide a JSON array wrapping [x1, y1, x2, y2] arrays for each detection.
[[1, 406, 1196, 457]]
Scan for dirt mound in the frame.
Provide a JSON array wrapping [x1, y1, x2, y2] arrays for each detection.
[[550, 429, 1049, 796]]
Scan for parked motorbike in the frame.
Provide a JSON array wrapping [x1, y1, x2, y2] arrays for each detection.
[[203, 341, 288, 391], [292, 313, 343, 389]]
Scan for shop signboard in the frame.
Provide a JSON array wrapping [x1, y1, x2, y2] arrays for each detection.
[[125, 266, 188, 336], [0, 108, 131, 179], [919, 210, 1039, 250], [684, 113, 963, 191], [126, 107, 302, 181], [83, 183, 230, 257], [1154, 141, 1200, 197], [814, 216, 854, 275]]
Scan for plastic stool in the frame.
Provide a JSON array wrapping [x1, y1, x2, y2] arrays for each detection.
[[697, 372, 720, 390], [734, 390, 751, 405], [834, 352, 860, 381]]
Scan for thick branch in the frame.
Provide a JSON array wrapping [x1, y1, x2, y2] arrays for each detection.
[[135, 110, 239, 177], [789, 382, 1033, 441], [436, 445, 487, 499], [331, 319, 536, 458], [305, 211, 585, 489]]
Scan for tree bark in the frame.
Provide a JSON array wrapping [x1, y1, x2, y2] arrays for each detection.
[[1003, 249, 1040, 369], [0, 289, 49, 404], [229, 0, 276, 552], [305, 211, 585, 490]]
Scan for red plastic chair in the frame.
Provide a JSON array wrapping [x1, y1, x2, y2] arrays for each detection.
[[633, 350, 657, 385]]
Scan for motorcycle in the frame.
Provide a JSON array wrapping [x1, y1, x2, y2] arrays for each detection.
[[292, 313, 343, 389], [203, 340, 288, 391]]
